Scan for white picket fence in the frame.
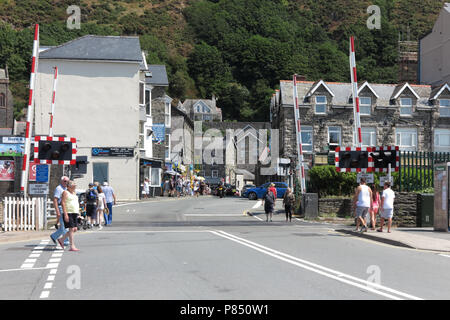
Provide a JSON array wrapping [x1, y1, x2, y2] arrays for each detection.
[[3, 197, 46, 231]]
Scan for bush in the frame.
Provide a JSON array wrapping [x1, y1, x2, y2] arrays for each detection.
[[308, 166, 357, 197]]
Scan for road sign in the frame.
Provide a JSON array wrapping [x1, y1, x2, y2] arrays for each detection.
[[379, 176, 394, 187], [29, 183, 49, 195], [36, 164, 49, 182], [357, 173, 374, 183]]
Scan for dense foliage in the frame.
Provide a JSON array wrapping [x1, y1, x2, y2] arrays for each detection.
[[0, 0, 446, 121]]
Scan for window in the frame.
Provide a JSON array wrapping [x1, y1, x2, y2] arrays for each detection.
[[439, 99, 450, 117], [165, 134, 170, 160], [434, 129, 450, 152], [361, 127, 376, 147], [0, 93, 5, 107], [396, 128, 417, 151], [139, 122, 145, 149], [360, 97, 371, 115], [139, 81, 145, 106], [151, 168, 162, 187], [212, 170, 218, 178], [315, 96, 327, 114], [203, 105, 211, 113], [93, 163, 108, 185], [145, 89, 151, 116], [328, 126, 341, 146], [300, 126, 313, 153], [400, 98, 413, 116], [165, 102, 171, 127], [203, 114, 212, 121]]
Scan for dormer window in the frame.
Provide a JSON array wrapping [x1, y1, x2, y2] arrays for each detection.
[[315, 96, 327, 114], [359, 97, 371, 115], [0, 93, 5, 107], [400, 98, 413, 116], [439, 99, 450, 117]]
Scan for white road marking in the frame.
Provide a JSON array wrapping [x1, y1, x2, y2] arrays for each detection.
[[51, 253, 63, 258], [39, 291, 50, 299], [44, 282, 53, 289], [47, 275, 55, 281], [29, 254, 41, 258], [49, 269, 57, 275], [252, 200, 262, 209], [184, 214, 243, 217], [45, 263, 59, 269], [19, 264, 34, 269], [439, 254, 450, 258], [252, 215, 264, 221], [0, 267, 51, 273], [210, 230, 423, 301], [49, 258, 61, 263], [24, 259, 37, 264]]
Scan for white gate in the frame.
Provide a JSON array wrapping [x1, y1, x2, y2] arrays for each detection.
[[3, 197, 45, 231]]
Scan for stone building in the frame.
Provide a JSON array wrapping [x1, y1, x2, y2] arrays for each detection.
[[180, 96, 222, 122], [170, 105, 194, 176], [270, 79, 450, 184], [0, 67, 14, 134]]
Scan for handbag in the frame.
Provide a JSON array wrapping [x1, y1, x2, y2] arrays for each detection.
[[104, 207, 109, 215]]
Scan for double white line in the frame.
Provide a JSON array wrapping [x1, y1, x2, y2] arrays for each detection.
[[210, 230, 423, 300]]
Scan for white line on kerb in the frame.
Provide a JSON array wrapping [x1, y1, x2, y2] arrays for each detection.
[[210, 230, 423, 301], [439, 254, 450, 258]]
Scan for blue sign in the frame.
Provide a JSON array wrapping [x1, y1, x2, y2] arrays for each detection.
[[36, 165, 49, 183], [152, 124, 165, 142]]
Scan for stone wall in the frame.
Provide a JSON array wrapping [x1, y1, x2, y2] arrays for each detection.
[[318, 192, 420, 227]]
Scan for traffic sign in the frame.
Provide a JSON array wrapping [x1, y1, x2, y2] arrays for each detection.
[[36, 165, 49, 182], [29, 183, 49, 195], [379, 176, 394, 187], [357, 173, 374, 183]]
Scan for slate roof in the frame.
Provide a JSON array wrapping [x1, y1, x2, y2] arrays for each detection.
[[145, 65, 169, 86], [279, 80, 434, 108], [182, 99, 219, 114], [39, 35, 143, 62]]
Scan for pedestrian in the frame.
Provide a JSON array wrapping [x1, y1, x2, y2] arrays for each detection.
[[268, 183, 277, 199], [85, 182, 98, 228], [169, 176, 175, 197], [263, 189, 275, 222], [143, 178, 150, 199], [193, 179, 200, 197], [163, 179, 170, 197], [102, 182, 116, 226], [283, 187, 295, 222], [58, 180, 80, 251], [96, 185, 107, 229], [50, 176, 70, 248], [378, 181, 395, 233], [352, 177, 372, 232], [176, 176, 183, 197], [369, 185, 380, 230]]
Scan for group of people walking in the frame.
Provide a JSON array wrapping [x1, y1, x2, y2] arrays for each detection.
[[159, 176, 210, 198], [353, 178, 395, 233], [50, 177, 116, 252], [262, 183, 296, 223]]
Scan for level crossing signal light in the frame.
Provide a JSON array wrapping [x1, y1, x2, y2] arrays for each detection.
[[37, 140, 73, 161], [370, 149, 398, 169], [338, 150, 369, 169]]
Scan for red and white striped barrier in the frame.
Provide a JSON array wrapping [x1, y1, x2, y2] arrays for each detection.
[[21, 24, 39, 196], [33, 136, 77, 165], [293, 74, 306, 193], [349, 36, 362, 148], [335, 147, 373, 172], [371, 146, 400, 172], [49, 66, 58, 137]]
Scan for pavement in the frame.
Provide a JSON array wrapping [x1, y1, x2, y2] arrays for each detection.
[[2, 195, 450, 253], [247, 199, 450, 253]]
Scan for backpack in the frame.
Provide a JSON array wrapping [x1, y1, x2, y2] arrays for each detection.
[[86, 189, 97, 202]]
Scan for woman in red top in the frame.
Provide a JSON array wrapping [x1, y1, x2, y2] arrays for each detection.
[[369, 185, 380, 230], [268, 183, 277, 199]]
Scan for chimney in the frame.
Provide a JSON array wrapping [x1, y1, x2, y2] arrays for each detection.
[[212, 94, 216, 107], [296, 75, 307, 81]]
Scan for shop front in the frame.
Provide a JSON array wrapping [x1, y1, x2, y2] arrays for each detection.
[[140, 157, 164, 197]]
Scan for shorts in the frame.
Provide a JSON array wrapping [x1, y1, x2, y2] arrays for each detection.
[[86, 204, 97, 217], [356, 207, 369, 219], [63, 213, 79, 228], [381, 208, 394, 219], [176, 186, 182, 192]]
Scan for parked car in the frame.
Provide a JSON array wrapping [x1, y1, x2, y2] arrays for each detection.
[[243, 182, 288, 200], [241, 184, 256, 197], [225, 184, 238, 196]]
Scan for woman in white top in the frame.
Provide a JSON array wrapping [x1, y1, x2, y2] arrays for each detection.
[[58, 181, 80, 251], [96, 185, 107, 229]]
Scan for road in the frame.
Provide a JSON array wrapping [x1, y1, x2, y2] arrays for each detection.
[[1, 196, 450, 301]]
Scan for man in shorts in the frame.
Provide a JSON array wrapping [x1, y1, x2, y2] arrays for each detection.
[[353, 177, 372, 233], [85, 182, 98, 228], [378, 181, 395, 233]]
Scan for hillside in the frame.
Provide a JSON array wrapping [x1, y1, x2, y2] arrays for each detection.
[[0, 0, 447, 121]]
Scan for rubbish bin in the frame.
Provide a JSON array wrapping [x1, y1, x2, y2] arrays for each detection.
[[418, 194, 434, 227], [302, 193, 319, 219]]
